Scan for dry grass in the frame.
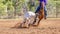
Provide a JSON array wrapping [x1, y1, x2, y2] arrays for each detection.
[[0, 18, 60, 34]]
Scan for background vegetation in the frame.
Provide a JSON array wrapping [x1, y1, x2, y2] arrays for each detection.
[[0, 0, 60, 19]]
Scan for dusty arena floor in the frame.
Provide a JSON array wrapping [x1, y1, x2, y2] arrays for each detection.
[[0, 18, 60, 34]]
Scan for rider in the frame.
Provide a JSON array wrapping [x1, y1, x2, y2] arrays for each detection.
[[35, 0, 47, 19]]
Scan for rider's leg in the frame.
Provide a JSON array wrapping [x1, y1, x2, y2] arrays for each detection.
[[35, 5, 40, 13]]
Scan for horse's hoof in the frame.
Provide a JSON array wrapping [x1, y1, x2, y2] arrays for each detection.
[[19, 25, 30, 28], [19, 26, 29, 29], [11, 27, 15, 28], [32, 24, 39, 27]]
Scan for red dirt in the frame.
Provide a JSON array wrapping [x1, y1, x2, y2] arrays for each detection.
[[0, 18, 60, 34]]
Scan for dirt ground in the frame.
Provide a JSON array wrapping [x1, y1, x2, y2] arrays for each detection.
[[0, 18, 60, 34]]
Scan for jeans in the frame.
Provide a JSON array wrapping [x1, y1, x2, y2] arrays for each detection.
[[35, 5, 47, 17]]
